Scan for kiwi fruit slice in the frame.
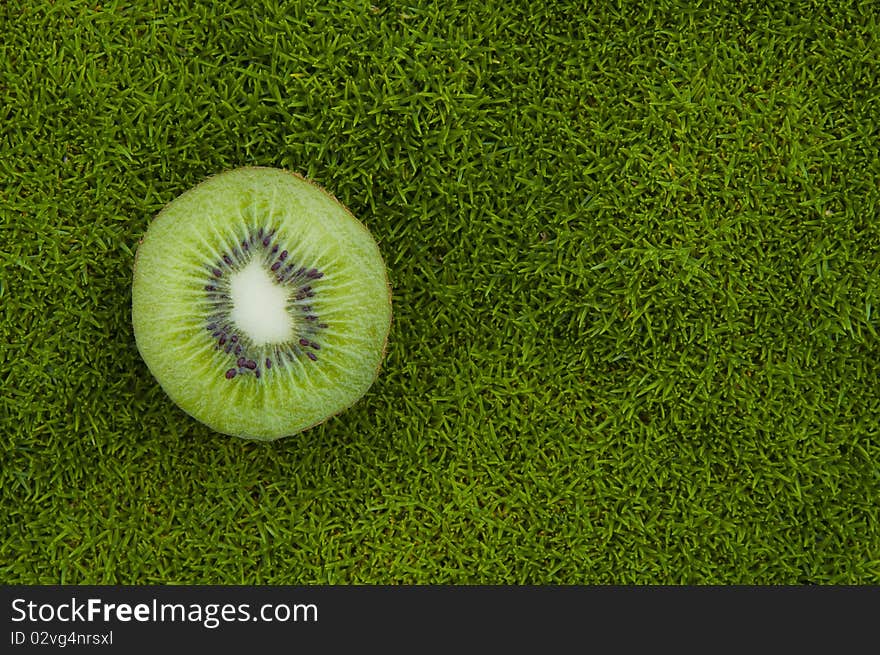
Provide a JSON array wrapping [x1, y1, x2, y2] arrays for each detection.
[[132, 167, 392, 441]]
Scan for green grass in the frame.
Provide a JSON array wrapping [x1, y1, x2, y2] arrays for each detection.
[[2, 0, 879, 584]]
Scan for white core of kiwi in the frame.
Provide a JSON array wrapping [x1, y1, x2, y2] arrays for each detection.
[[229, 259, 295, 346]]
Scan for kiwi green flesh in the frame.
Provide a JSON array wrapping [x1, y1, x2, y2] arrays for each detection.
[[132, 167, 392, 441]]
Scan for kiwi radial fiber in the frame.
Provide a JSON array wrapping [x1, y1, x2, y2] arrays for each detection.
[[132, 167, 392, 440]]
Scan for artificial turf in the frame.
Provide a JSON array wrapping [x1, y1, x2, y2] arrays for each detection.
[[1, 0, 879, 584]]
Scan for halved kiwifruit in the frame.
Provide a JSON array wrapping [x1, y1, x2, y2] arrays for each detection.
[[132, 167, 392, 441]]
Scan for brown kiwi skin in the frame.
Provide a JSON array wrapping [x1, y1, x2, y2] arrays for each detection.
[[132, 166, 393, 438]]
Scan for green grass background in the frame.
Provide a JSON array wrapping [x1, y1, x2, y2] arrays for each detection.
[[2, 0, 879, 584]]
